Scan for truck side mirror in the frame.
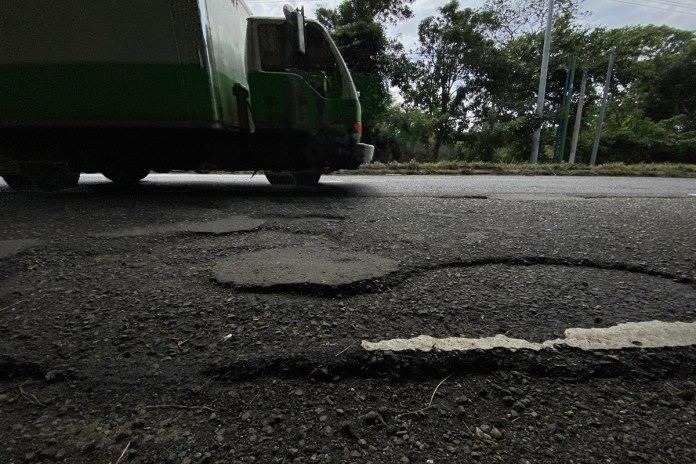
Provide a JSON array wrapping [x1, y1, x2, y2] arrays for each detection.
[[283, 4, 305, 54]]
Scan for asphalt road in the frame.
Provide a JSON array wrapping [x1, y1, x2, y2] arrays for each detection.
[[2, 173, 696, 463], [2, 173, 695, 345]]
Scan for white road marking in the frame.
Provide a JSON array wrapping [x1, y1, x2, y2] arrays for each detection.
[[362, 320, 696, 352]]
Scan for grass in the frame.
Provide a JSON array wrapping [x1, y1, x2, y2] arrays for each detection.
[[345, 161, 696, 177]]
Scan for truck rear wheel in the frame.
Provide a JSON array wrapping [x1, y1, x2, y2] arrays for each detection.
[[2, 174, 35, 192], [2, 166, 79, 191]]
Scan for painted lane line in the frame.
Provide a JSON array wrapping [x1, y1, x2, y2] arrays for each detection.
[[362, 320, 696, 353]]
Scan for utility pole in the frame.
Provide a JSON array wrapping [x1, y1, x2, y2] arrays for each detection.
[[590, 48, 616, 166], [569, 68, 588, 164], [530, 0, 554, 164], [554, 55, 575, 163]]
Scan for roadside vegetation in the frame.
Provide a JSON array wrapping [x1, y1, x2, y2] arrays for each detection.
[[318, 0, 696, 167], [349, 161, 696, 177]]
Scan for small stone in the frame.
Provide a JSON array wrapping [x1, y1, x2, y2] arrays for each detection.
[[360, 411, 380, 424], [512, 401, 526, 412], [489, 427, 503, 440], [39, 447, 57, 459]]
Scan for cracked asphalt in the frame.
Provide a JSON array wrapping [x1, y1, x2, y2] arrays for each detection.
[[1, 174, 695, 464]]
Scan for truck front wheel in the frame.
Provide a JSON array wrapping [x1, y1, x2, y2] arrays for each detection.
[[292, 171, 322, 186], [102, 166, 150, 185], [264, 171, 322, 187]]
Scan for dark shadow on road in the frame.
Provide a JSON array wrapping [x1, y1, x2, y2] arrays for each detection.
[[1, 176, 379, 200], [95, 182, 376, 199]]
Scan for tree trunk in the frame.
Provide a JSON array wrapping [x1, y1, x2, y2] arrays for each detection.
[[432, 129, 444, 161]]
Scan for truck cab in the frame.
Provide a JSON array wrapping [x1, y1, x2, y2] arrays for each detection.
[[246, 13, 373, 184]]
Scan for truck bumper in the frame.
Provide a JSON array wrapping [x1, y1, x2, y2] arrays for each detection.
[[328, 142, 374, 170], [353, 143, 375, 165]]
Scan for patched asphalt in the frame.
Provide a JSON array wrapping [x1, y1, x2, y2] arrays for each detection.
[[213, 246, 399, 289], [0, 239, 41, 259]]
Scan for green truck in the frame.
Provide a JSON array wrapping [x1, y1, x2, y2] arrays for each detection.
[[0, 0, 373, 189]]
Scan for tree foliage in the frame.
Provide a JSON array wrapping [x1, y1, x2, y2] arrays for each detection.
[[401, 1, 497, 160], [482, 0, 588, 43], [319, 0, 696, 164], [316, 0, 413, 123]]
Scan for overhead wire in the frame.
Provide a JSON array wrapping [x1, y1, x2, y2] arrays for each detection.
[[601, 0, 696, 16]]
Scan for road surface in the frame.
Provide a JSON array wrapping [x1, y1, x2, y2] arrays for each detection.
[[1, 174, 695, 463]]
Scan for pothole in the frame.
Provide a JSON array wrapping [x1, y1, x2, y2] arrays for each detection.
[[0, 355, 46, 380], [93, 216, 265, 238], [350, 262, 696, 343]]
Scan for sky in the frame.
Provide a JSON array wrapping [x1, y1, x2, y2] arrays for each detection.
[[247, 0, 696, 50]]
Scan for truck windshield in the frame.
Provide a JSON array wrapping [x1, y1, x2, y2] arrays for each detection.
[[258, 22, 342, 95]]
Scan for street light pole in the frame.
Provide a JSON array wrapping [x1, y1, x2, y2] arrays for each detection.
[[569, 68, 588, 164], [590, 48, 616, 166], [530, 0, 554, 164]]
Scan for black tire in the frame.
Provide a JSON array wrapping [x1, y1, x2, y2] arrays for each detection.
[[292, 171, 322, 186], [264, 171, 296, 186], [2, 168, 79, 192], [102, 166, 150, 185], [264, 170, 322, 187], [33, 169, 80, 191], [2, 174, 35, 192]]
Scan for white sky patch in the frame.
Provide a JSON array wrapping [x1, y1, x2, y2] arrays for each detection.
[[362, 320, 696, 352]]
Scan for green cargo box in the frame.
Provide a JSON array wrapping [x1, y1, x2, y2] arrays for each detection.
[[0, 0, 249, 129]]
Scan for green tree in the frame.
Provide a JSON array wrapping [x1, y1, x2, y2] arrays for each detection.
[[404, 1, 497, 160], [639, 34, 696, 126], [316, 0, 413, 123], [376, 105, 438, 161], [594, 27, 696, 163]]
